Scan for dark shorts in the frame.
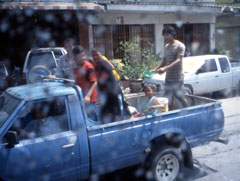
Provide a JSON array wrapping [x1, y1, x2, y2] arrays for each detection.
[[164, 81, 185, 100]]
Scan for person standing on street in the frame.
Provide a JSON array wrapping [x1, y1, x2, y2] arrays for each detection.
[[55, 38, 76, 79], [151, 26, 188, 110]]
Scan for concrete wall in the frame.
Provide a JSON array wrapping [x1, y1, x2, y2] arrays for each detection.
[[216, 27, 240, 58], [216, 15, 240, 59]]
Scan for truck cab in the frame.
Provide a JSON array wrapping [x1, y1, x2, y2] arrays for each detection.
[[0, 83, 90, 180]]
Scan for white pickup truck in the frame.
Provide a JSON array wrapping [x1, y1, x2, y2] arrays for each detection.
[[144, 55, 240, 96], [23, 47, 66, 84]]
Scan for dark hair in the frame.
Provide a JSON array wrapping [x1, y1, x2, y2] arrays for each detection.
[[91, 48, 101, 55], [72, 46, 85, 57], [162, 26, 176, 38], [143, 84, 156, 92], [63, 38, 74, 45]]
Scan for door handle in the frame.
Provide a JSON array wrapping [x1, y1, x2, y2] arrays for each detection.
[[215, 75, 219, 78], [62, 143, 74, 149]]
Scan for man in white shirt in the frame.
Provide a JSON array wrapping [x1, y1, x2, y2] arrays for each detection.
[[55, 38, 76, 79]]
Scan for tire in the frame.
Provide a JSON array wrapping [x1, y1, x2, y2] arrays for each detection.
[[146, 145, 184, 181], [184, 86, 192, 95], [27, 65, 52, 84], [237, 81, 240, 96]]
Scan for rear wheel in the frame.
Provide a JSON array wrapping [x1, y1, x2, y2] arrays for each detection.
[[146, 145, 184, 181], [237, 81, 240, 96]]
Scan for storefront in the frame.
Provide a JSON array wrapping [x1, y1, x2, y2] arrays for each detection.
[[0, 1, 104, 67]]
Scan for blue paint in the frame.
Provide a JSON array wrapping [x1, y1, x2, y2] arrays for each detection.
[[0, 83, 225, 180]]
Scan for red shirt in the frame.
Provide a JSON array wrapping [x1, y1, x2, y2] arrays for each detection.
[[73, 61, 98, 103]]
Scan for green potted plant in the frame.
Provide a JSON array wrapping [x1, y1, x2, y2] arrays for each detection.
[[114, 37, 161, 93]]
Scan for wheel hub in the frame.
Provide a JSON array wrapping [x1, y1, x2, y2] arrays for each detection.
[[155, 154, 179, 181]]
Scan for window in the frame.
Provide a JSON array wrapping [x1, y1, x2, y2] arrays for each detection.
[[0, 64, 7, 77], [8, 96, 69, 140], [92, 24, 154, 59], [197, 59, 217, 73], [27, 52, 57, 70], [165, 24, 210, 55], [52, 49, 64, 60], [219, 57, 230, 73], [0, 93, 21, 128]]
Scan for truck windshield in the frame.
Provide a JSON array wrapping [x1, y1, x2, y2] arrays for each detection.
[[183, 58, 205, 73], [0, 93, 21, 128]]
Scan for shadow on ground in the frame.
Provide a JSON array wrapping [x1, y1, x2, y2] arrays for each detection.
[[93, 159, 218, 181]]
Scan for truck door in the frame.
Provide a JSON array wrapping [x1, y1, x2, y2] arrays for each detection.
[[217, 57, 232, 92], [0, 96, 81, 180], [194, 59, 220, 94], [67, 94, 90, 180], [87, 121, 141, 176]]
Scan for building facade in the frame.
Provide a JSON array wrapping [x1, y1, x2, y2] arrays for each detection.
[[216, 14, 240, 59], [89, 2, 223, 59]]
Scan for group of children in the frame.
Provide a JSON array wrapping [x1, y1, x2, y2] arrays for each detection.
[[71, 46, 127, 123], [56, 38, 166, 123]]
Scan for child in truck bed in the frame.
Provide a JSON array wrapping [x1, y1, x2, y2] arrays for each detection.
[[143, 85, 165, 115], [131, 85, 165, 118]]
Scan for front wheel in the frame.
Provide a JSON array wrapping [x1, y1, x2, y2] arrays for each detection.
[[184, 86, 192, 95], [147, 145, 184, 181]]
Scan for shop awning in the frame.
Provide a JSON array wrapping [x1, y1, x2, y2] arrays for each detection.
[[0, 1, 104, 11]]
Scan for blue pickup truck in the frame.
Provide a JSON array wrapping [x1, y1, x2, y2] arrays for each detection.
[[0, 82, 224, 181]]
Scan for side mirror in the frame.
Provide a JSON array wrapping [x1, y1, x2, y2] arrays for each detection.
[[4, 131, 19, 148]]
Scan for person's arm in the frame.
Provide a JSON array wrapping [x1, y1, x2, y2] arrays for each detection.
[[99, 59, 114, 76], [102, 56, 115, 69], [84, 81, 97, 103], [84, 68, 98, 103], [158, 43, 185, 74], [148, 97, 165, 110], [158, 55, 183, 74], [151, 58, 166, 72]]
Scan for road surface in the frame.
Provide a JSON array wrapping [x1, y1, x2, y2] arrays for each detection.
[[186, 96, 240, 181]]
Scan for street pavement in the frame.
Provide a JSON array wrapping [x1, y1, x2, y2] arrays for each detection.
[[185, 96, 240, 181]]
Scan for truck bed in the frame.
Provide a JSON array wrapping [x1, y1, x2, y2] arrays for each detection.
[[230, 59, 240, 68], [86, 94, 224, 175], [87, 94, 222, 135], [125, 93, 215, 112]]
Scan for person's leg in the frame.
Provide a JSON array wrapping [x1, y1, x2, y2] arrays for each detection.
[[85, 102, 98, 122], [100, 94, 119, 123], [181, 98, 189, 107], [164, 82, 175, 111], [168, 94, 175, 111], [118, 88, 131, 117], [175, 81, 188, 108]]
